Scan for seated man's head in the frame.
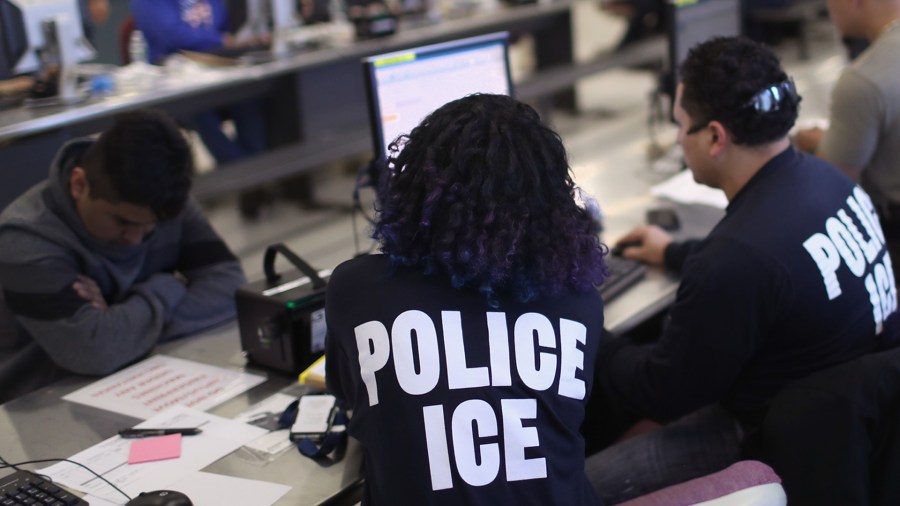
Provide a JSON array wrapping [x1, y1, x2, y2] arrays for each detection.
[[374, 93, 605, 304], [676, 36, 800, 189], [69, 109, 193, 246]]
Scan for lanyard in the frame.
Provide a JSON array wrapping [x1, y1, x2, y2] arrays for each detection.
[[278, 398, 349, 459]]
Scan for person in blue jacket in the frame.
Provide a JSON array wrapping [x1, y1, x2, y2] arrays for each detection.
[[131, 0, 271, 219]]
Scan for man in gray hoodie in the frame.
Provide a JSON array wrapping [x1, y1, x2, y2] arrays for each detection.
[[0, 109, 246, 403]]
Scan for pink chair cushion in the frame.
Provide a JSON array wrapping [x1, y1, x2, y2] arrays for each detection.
[[614, 460, 782, 506]]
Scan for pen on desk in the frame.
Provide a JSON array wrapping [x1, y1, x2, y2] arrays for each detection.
[[118, 428, 202, 439]]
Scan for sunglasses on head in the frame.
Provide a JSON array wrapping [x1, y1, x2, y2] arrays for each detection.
[[744, 79, 797, 113]]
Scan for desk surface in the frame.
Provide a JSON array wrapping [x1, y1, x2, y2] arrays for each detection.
[[0, 199, 721, 505], [0, 324, 363, 505]]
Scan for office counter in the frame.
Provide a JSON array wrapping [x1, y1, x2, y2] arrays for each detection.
[[0, 0, 590, 211], [0, 1, 574, 142], [0, 324, 364, 505]]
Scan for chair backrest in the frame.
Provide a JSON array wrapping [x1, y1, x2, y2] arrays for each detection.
[[616, 460, 784, 506], [761, 346, 900, 506], [117, 14, 136, 66]]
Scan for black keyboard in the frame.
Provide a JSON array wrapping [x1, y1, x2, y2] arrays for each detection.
[[0, 469, 88, 506], [598, 255, 647, 303]]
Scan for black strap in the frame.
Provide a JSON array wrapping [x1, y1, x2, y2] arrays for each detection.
[[263, 243, 326, 289], [278, 399, 348, 460]]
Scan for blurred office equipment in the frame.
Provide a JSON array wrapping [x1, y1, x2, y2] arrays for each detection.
[[648, 0, 740, 145], [0, 0, 95, 104], [663, 0, 740, 102], [233, 0, 269, 38], [271, 0, 300, 55], [745, 0, 825, 60], [235, 0, 303, 53]]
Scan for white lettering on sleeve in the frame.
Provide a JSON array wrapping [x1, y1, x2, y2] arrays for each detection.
[[557, 318, 587, 400], [486, 312, 512, 387], [884, 254, 898, 316], [452, 399, 500, 487], [803, 233, 843, 299], [837, 209, 880, 264], [501, 398, 547, 482], [442, 311, 490, 390], [423, 405, 454, 490], [514, 313, 558, 391], [354, 321, 391, 406], [875, 262, 894, 332], [847, 193, 885, 252], [853, 187, 885, 244], [827, 217, 866, 277], [392, 310, 440, 395], [865, 273, 885, 335]]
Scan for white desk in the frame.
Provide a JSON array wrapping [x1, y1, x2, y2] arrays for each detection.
[[0, 324, 363, 505]]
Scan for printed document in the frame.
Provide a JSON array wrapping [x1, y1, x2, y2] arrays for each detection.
[[63, 355, 265, 419]]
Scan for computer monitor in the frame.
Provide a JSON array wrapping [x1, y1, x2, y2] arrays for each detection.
[[231, 0, 267, 38], [665, 0, 741, 99], [270, 0, 300, 54], [362, 32, 513, 161], [5, 0, 94, 75], [0, 0, 27, 80]]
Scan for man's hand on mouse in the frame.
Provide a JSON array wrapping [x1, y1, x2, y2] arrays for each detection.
[[614, 225, 672, 266]]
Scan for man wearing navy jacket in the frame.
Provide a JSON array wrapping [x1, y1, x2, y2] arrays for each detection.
[[584, 36, 900, 503]]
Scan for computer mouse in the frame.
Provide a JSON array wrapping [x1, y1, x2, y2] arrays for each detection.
[[646, 207, 681, 232], [610, 240, 642, 257], [125, 490, 193, 506]]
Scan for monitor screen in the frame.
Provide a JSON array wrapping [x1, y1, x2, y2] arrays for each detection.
[[362, 32, 513, 160], [4, 0, 93, 75], [666, 0, 741, 97]]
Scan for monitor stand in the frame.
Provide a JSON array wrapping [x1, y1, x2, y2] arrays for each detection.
[[25, 16, 89, 108]]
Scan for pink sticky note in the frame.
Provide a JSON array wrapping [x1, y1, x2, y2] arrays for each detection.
[[128, 433, 182, 464]]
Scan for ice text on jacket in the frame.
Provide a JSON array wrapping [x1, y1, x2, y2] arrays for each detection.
[[353, 310, 588, 490]]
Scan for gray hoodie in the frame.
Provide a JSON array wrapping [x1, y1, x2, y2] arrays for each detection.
[[0, 138, 246, 403]]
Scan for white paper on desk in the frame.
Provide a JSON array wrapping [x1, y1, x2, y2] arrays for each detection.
[[39, 405, 268, 504], [83, 471, 291, 506], [650, 169, 729, 209], [62, 355, 265, 419]]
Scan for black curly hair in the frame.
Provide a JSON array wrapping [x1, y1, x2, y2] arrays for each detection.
[[80, 109, 193, 220], [680, 36, 801, 146], [373, 94, 606, 305]]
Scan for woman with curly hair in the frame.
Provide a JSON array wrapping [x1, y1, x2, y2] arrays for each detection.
[[325, 94, 607, 505]]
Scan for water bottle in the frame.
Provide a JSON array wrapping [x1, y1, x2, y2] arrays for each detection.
[[128, 30, 147, 64]]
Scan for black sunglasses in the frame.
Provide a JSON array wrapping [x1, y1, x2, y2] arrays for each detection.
[[744, 79, 798, 113], [684, 79, 798, 134]]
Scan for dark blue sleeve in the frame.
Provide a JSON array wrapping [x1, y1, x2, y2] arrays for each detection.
[[132, 0, 225, 61], [664, 239, 702, 273], [599, 239, 790, 422], [324, 266, 355, 404]]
